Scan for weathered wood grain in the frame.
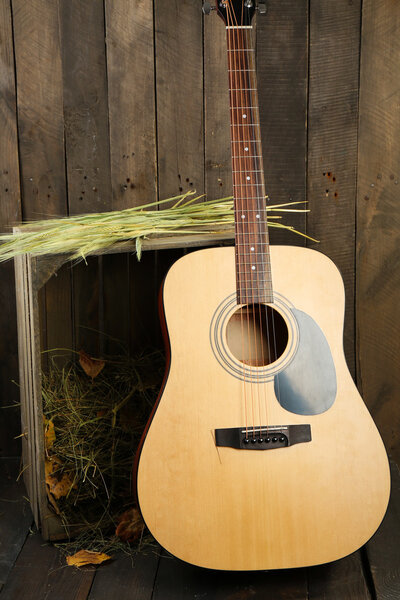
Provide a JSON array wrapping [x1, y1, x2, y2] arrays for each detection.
[[357, 0, 400, 466], [308, 551, 371, 599], [0, 531, 95, 600], [59, 0, 112, 360], [59, 0, 111, 215], [155, 0, 204, 201], [153, 550, 308, 599], [256, 0, 308, 244], [12, 0, 66, 218], [129, 252, 158, 354], [88, 549, 160, 600], [0, 0, 22, 457], [365, 460, 400, 599], [204, 12, 231, 200], [71, 259, 101, 357], [0, 458, 33, 592], [307, 0, 361, 378], [12, 0, 73, 368], [105, 0, 157, 209], [102, 254, 130, 355]]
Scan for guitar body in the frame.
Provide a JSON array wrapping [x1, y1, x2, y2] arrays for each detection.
[[136, 245, 390, 571]]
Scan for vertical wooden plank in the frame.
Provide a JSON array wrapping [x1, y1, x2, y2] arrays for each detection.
[[105, 0, 156, 209], [129, 252, 158, 355], [0, 0, 22, 456], [12, 0, 73, 364], [102, 253, 130, 356], [12, 0, 66, 218], [59, 0, 112, 357], [357, 0, 400, 464], [204, 12, 231, 200], [60, 0, 111, 214], [307, 0, 361, 377], [256, 1, 308, 244], [155, 0, 204, 201]]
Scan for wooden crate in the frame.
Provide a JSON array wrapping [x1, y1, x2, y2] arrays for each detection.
[[14, 232, 233, 541]]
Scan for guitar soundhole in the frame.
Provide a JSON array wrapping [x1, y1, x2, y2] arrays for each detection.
[[226, 304, 288, 367]]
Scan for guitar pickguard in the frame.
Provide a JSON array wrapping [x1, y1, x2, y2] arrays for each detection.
[[274, 308, 337, 415]]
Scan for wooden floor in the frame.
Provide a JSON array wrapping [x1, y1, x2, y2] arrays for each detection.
[[0, 458, 399, 600]]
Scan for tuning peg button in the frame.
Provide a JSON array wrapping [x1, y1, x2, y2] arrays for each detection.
[[202, 2, 216, 15], [257, 2, 267, 14]]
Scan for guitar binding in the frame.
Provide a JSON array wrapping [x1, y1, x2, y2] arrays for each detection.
[[215, 424, 311, 450]]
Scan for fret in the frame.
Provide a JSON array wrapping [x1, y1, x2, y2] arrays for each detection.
[[232, 155, 262, 160], [228, 49, 255, 52], [229, 88, 257, 91], [235, 242, 265, 245], [228, 69, 256, 73], [231, 123, 260, 127], [232, 170, 263, 173], [231, 140, 261, 143], [233, 183, 264, 187]]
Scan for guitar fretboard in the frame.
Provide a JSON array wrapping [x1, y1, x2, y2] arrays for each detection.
[[227, 27, 273, 304]]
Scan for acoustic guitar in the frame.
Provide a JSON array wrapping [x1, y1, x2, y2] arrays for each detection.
[[135, 0, 390, 570]]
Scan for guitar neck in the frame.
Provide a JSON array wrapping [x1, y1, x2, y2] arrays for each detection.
[[227, 26, 273, 304]]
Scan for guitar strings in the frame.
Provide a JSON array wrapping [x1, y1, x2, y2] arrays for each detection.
[[227, 0, 279, 437], [226, 1, 250, 438], [228, 0, 261, 438], [238, 9, 264, 439], [244, 23, 270, 437], [231, 1, 258, 439], [245, 23, 273, 436]]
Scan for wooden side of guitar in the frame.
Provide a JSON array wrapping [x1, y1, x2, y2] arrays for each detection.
[[136, 245, 390, 571]]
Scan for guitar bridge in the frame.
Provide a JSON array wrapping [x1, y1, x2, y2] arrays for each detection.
[[214, 424, 311, 450]]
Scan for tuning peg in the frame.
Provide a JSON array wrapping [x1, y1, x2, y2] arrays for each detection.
[[202, 2, 216, 15], [257, 2, 267, 14]]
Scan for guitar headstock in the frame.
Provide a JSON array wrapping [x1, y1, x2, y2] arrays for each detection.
[[216, 1, 256, 26]]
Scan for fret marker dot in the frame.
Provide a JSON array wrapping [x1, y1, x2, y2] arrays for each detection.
[[243, 114, 247, 119], [245, 147, 249, 152], [246, 176, 251, 181], [252, 266, 256, 270], [251, 247, 255, 251], [256, 214, 260, 219], [241, 214, 245, 219]]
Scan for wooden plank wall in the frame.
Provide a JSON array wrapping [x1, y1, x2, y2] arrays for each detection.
[[0, 1, 399, 466]]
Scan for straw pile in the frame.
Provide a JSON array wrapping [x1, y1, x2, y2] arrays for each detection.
[[0, 192, 314, 263], [43, 350, 164, 555]]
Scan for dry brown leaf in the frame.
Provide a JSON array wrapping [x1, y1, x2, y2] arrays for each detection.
[[44, 418, 56, 451], [115, 507, 144, 543], [45, 457, 77, 501], [66, 549, 111, 567], [79, 349, 105, 379]]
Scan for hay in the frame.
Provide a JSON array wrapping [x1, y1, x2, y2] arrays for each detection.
[[43, 350, 164, 556], [0, 192, 316, 263]]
